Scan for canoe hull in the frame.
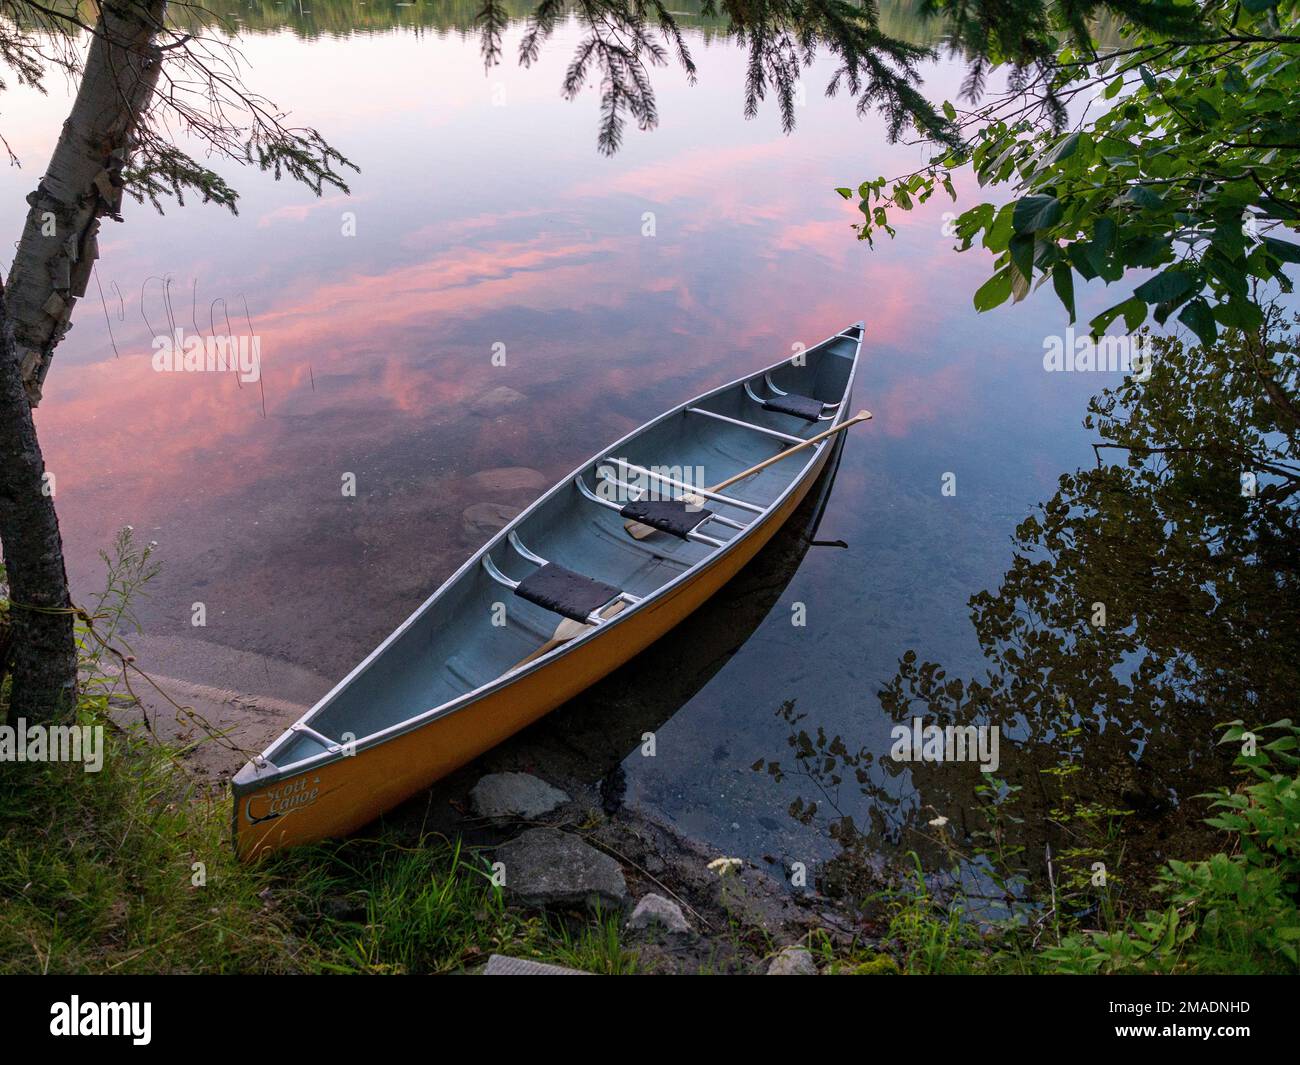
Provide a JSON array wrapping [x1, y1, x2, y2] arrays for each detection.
[[233, 439, 835, 860]]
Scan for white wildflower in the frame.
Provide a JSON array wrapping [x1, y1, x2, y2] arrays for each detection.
[[708, 857, 743, 877]]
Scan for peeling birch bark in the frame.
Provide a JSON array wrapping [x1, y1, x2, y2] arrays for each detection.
[[7, 0, 164, 405]]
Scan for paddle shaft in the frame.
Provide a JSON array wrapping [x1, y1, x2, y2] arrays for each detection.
[[624, 408, 872, 539], [518, 409, 875, 669], [705, 409, 872, 494]]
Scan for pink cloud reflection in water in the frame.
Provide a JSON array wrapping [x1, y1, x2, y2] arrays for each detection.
[[14, 25, 1108, 761]]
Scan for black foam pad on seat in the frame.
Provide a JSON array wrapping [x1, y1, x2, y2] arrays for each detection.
[[619, 498, 714, 539], [514, 563, 622, 622], [762, 392, 825, 422]]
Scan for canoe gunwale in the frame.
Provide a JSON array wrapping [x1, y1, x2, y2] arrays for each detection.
[[233, 322, 864, 792]]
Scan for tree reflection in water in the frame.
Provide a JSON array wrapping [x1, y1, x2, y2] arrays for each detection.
[[756, 314, 1300, 908]]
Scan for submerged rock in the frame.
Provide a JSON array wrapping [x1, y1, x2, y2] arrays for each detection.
[[461, 502, 521, 543], [494, 828, 628, 913], [766, 945, 817, 976], [470, 385, 526, 416], [466, 467, 547, 494], [626, 893, 690, 935], [470, 772, 570, 820]]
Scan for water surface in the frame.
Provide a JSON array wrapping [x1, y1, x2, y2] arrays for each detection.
[[7, 3, 1274, 884]]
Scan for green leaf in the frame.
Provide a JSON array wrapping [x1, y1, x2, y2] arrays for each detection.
[[1044, 132, 1081, 166], [1009, 232, 1036, 283], [1125, 235, 1170, 268], [984, 202, 1016, 253], [1178, 297, 1217, 345], [1089, 302, 1124, 335], [1104, 75, 1124, 100], [1127, 185, 1165, 210], [1133, 269, 1196, 304], [1093, 216, 1117, 254], [1214, 297, 1264, 330], [1012, 194, 1063, 234], [835, 187, 853, 200], [1051, 262, 1076, 323], [1010, 264, 1030, 304], [1193, 98, 1221, 125], [1067, 241, 1099, 280], [1120, 298, 1148, 331], [942, 100, 956, 121], [1259, 196, 1300, 221], [973, 269, 1013, 312], [1263, 236, 1300, 264], [1092, 297, 1147, 335], [1210, 222, 1247, 261], [1241, 0, 1276, 11]]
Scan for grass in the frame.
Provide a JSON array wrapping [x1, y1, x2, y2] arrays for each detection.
[[4, 530, 1295, 975], [838, 721, 1300, 976], [2, 688, 1292, 977], [0, 717, 297, 974], [0, 714, 643, 974], [0, 531, 635, 975], [272, 836, 639, 975]]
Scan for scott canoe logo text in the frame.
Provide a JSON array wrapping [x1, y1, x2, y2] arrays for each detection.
[[245, 775, 321, 824]]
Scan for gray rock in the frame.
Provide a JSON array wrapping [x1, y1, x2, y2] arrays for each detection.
[[766, 945, 818, 976], [495, 828, 628, 913], [461, 502, 521, 543], [626, 893, 690, 934], [470, 385, 526, 416], [483, 954, 591, 976], [320, 897, 367, 923], [470, 772, 570, 820], [466, 466, 547, 494]]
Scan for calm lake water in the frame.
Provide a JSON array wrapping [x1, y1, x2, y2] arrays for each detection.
[[9, 3, 1281, 883]]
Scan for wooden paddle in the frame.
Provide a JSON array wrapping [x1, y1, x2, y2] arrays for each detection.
[[508, 408, 872, 672], [512, 599, 628, 670], [624, 408, 873, 540]]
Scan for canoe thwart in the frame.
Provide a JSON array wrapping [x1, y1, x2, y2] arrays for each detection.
[[606, 459, 766, 514], [515, 562, 625, 623], [618, 498, 715, 540], [685, 406, 806, 444], [291, 721, 342, 753], [575, 474, 732, 547]]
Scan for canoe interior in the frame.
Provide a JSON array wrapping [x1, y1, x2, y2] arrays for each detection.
[[267, 330, 859, 769]]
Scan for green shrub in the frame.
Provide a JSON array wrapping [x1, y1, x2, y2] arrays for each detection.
[[1045, 720, 1299, 974]]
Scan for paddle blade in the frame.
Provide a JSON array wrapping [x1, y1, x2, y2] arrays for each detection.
[[512, 599, 628, 669]]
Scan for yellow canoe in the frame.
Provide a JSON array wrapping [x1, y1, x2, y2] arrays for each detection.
[[232, 322, 865, 859]]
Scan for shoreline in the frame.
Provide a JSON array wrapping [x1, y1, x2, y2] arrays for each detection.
[[122, 633, 852, 970]]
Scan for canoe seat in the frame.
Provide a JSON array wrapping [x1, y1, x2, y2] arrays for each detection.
[[618, 498, 715, 540], [762, 392, 825, 422], [514, 563, 623, 623]]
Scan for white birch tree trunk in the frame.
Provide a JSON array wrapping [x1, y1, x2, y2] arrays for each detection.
[[7, 0, 164, 405]]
